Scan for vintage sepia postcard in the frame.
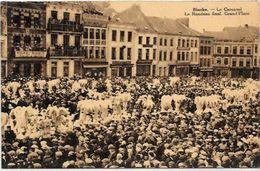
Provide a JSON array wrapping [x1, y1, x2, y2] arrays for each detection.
[[1, 0, 260, 169]]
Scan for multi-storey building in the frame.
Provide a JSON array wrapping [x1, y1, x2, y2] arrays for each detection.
[[199, 36, 214, 76], [81, 12, 108, 77], [6, 2, 47, 77], [107, 22, 136, 77], [1, 2, 8, 77], [113, 5, 201, 77], [46, 2, 84, 77], [204, 25, 259, 78], [253, 39, 260, 79]]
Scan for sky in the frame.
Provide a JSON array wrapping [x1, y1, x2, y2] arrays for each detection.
[[109, 1, 260, 32]]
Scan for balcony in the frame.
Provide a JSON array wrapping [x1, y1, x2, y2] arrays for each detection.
[[49, 47, 85, 57], [47, 19, 83, 32]]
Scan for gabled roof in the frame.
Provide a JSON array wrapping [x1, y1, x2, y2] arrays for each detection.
[[112, 4, 155, 32], [204, 25, 259, 41], [112, 4, 201, 36]]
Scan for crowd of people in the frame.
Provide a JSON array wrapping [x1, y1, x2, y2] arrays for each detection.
[[1, 74, 260, 168]]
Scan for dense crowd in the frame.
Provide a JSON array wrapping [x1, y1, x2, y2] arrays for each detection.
[[1, 75, 260, 168]]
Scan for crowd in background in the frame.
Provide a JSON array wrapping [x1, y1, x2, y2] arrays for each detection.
[[1, 75, 260, 168]]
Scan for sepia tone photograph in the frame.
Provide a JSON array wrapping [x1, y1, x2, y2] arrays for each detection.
[[1, 0, 260, 169]]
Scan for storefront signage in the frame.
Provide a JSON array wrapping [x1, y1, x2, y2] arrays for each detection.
[[15, 51, 47, 58]]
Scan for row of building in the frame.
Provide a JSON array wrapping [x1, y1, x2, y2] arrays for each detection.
[[1, 2, 259, 78]]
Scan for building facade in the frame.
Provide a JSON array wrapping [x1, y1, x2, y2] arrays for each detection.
[[199, 36, 213, 77], [46, 2, 84, 78], [1, 2, 8, 77], [107, 22, 136, 77], [81, 13, 108, 77], [6, 2, 47, 77]]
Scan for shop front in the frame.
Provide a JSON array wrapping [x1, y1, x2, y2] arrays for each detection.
[[1, 60, 7, 78], [136, 60, 152, 76], [12, 59, 46, 77], [83, 63, 108, 77], [231, 68, 252, 78], [110, 61, 133, 78], [175, 65, 189, 76], [199, 68, 213, 77], [189, 65, 200, 76]]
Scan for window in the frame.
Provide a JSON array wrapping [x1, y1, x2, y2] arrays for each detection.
[[216, 58, 221, 65], [89, 46, 94, 58], [178, 39, 181, 47], [96, 29, 100, 39], [51, 62, 57, 77], [232, 46, 237, 54], [83, 28, 88, 38], [160, 38, 163, 46], [63, 12, 70, 21], [24, 13, 31, 28], [75, 14, 81, 24], [182, 52, 185, 61], [153, 37, 157, 45], [186, 52, 189, 61], [127, 48, 131, 60], [112, 30, 117, 41], [63, 35, 70, 47], [112, 47, 116, 60], [217, 47, 222, 54], [13, 35, 21, 46], [177, 52, 181, 61], [139, 36, 143, 44], [191, 52, 194, 62], [101, 29, 106, 40], [138, 49, 142, 60], [164, 67, 166, 76], [224, 47, 229, 54], [207, 47, 211, 55], [195, 52, 198, 62], [90, 28, 94, 39], [255, 45, 258, 53], [24, 36, 31, 46], [254, 58, 257, 66], [63, 62, 69, 77], [224, 58, 229, 65], [101, 48, 105, 58], [146, 37, 150, 45], [246, 59, 250, 67], [95, 47, 100, 58], [120, 47, 124, 60], [182, 39, 185, 47], [232, 59, 237, 67], [170, 39, 173, 46], [247, 47, 251, 55], [34, 37, 41, 46], [207, 59, 211, 67], [191, 40, 194, 47], [164, 51, 167, 61], [120, 31, 125, 42], [146, 49, 149, 60], [187, 39, 189, 47], [159, 67, 162, 76], [170, 51, 173, 61], [203, 47, 207, 55], [127, 32, 132, 42], [239, 58, 244, 67], [164, 39, 167, 46], [159, 51, 162, 61], [240, 46, 244, 55], [51, 11, 57, 19], [75, 35, 81, 47], [195, 40, 197, 47], [153, 49, 156, 60]]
